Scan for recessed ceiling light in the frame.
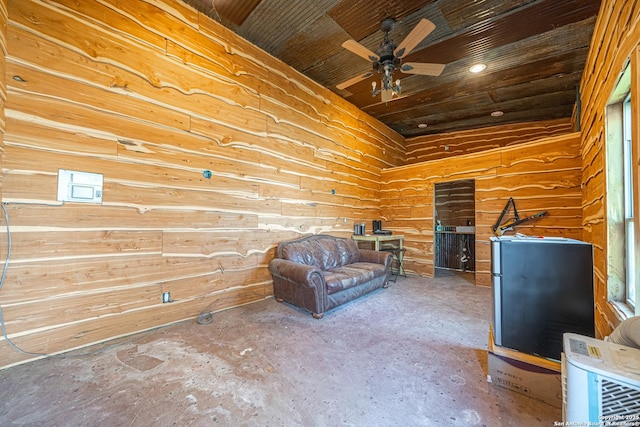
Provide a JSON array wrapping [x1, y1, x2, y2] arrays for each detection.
[[491, 110, 504, 117], [417, 123, 428, 128], [469, 63, 486, 73]]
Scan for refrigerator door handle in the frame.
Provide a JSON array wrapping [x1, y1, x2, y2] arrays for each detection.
[[492, 274, 502, 346], [490, 239, 501, 275]]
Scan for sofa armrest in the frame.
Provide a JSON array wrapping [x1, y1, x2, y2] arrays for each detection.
[[269, 258, 326, 317], [269, 258, 324, 285], [358, 249, 392, 269]]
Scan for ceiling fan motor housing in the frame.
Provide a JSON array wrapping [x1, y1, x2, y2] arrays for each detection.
[[373, 43, 401, 74]]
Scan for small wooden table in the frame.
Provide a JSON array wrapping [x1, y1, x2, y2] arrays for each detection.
[[351, 234, 404, 251], [352, 234, 405, 276]]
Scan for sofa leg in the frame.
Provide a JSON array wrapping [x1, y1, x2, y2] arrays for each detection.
[[312, 312, 324, 319]]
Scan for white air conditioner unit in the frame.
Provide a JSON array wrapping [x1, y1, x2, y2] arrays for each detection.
[[563, 333, 640, 423]]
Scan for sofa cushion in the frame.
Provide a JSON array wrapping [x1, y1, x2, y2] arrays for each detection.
[[280, 237, 360, 270], [324, 262, 387, 294]]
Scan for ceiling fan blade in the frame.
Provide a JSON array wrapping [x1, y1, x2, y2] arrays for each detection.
[[342, 39, 379, 62], [380, 88, 393, 103], [394, 18, 436, 59], [380, 89, 400, 103], [336, 71, 374, 90], [401, 62, 445, 76]]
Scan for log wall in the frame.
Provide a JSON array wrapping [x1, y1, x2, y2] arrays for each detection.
[[579, 0, 640, 337], [434, 180, 475, 227], [0, 0, 404, 368], [380, 133, 584, 286], [405, 118, 574, 164], [0, 0, 5, 199], [1, 0, 637, 369]]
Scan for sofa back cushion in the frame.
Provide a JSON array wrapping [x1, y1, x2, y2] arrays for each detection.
[[278, 236, 360, 270]]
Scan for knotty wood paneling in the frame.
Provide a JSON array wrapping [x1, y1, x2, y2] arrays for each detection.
[[0, 0, 404, 369], [0, 0, 635, 369], [434, 180, 475, 227], [381, 133, 583, 286], [579, 0, 640, 337], [0, 0, 6, 200], [405, 118, 574, 164]]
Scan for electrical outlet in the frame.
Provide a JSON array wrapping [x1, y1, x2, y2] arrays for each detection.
[[162, 291, 171, 303]]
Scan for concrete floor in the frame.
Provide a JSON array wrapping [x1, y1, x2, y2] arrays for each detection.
[[0, 271, 561, 426]]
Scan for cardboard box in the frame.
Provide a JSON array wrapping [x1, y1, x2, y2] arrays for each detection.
[[487, 327, 562, 408], [487, 351, 562, 407]]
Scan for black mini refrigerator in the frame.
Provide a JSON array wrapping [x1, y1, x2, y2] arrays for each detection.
[[491, 236, 595, 360]]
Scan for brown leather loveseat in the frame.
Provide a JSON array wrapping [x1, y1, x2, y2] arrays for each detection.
[[269, 234, 392, 318]]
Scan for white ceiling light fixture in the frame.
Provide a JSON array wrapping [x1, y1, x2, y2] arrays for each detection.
[[418, 123, 428, 128], [469, 63, 487, 73], [491, 110, 504, 117]]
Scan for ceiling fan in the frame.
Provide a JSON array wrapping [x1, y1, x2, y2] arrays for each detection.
[[337, 18, 445, 102]]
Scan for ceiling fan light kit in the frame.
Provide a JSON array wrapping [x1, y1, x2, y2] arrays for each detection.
[[338, 17, 445, 102], [372, 76, 401, 101]]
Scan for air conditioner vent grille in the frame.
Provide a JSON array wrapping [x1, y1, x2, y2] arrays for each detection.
[[601, 378, 640, 416]]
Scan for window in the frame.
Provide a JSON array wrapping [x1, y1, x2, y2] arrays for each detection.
[[606, 63, 638, 315], [623, 96, 636, 308]]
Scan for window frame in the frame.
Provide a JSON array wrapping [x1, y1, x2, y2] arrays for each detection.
[[605, 60, 639, 317], [622, 95, 636, 308]]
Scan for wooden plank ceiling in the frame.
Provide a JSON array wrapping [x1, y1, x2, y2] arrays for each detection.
[[184, 0, 602, 137]]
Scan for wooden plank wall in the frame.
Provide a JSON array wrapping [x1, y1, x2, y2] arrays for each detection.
[[579, 0, 640, 337], [0, 0, 5, 199], [405, 118, 574, 164], [0, 0, 404, 369], [434, 180, 475, 227], [380, 133, 583, 286]]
